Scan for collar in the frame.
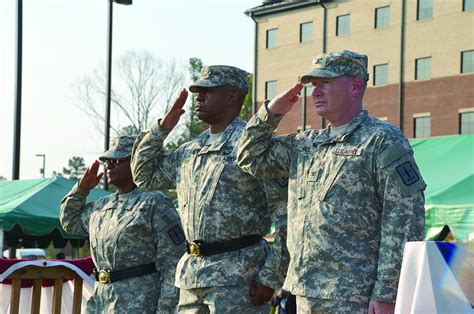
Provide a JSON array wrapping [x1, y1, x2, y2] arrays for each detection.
[[314, 110, 369, 145], [187, 118, 244, 153]]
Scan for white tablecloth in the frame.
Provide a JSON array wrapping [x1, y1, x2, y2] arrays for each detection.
[[0, 259, 93, 314], [395, 241, 473, 314]]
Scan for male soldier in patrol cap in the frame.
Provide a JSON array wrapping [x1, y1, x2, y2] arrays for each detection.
[[131, 65, 289, 313], [237, 50, 426, 313], [60, 135, 185, 313]]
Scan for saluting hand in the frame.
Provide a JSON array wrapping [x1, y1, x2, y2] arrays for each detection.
[[267, 82, 304, 115], [78, 160, 103, 190], [160, 88, 189, 130]]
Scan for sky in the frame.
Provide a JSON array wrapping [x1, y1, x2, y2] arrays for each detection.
[[0, 0, 263, 180]]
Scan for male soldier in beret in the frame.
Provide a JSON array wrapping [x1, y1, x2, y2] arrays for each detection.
[[131, 65, 289, 313], [237, 50, 426, 313], [60, 135, 185, 313]]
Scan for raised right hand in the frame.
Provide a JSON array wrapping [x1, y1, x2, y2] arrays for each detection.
[[267, 82, 304, 115], [160, 88, 189, 130], [78, 160, 103, 190]]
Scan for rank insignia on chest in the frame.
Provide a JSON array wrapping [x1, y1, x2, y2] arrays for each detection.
[[275, 177, 289, 187]]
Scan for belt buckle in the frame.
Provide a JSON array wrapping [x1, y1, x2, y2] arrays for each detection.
[[98, 269, 111, 284], [188, 241, 201, 257]]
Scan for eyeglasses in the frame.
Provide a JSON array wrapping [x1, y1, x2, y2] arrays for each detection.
[[102, 158, 130, 165]]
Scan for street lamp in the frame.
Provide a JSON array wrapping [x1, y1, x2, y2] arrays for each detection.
[[35, 154, 46, 178], [104, 0, 132, 190], [12, 0, 23, 180]]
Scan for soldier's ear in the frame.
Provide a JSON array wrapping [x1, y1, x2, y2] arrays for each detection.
[[227, 89, 239, 104], [351, 76, 363, 97]]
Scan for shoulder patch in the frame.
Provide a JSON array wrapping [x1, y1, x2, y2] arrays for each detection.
[[396, 161, 420, 186], [167, 225, 185, 245]]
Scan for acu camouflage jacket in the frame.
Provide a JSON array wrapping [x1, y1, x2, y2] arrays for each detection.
[[132, 118, 290, 290], [237, 107, 426, 303]]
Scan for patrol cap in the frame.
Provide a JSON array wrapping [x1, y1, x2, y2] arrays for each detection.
[[189, 65, 249, 94], [98, 135, 136, 161], [300, 50, 369, 83]]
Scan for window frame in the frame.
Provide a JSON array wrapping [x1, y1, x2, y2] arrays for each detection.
[[375, 6, 390, 29], [459, 111, 474, 134], [461, 50, 474, 73], [373, 63, 389, 86], [417, 0, 433, 20], [463, 0, 474, 11], [266, 28, 279, 49], [336, 14, 350, 36], [413, 115, 431, 138], [300, 21, 313, 43], [265, 80, 278, 100], [415, 57, 432, 80]]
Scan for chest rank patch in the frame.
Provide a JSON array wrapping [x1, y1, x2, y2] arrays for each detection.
[[275, 177, 289, 187], [396, 161, 420, 186], [168, 225, 185, 245]]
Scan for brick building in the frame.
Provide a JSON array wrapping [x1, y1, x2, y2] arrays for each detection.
[[245, 0, 474, 138]]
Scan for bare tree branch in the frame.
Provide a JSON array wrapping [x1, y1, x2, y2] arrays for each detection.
[[72, 50, 187, 136]]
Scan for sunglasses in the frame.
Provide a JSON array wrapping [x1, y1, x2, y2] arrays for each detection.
[[102, 158, 130, 165]]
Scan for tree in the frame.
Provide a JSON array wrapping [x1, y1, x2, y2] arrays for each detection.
[[0, 175, 6, 181], [187, 57, 207, 139], [240, 73, 253, 121], [62, 156, 86, 180], [52, 171, 63, 177], [73, 50, 187, 136]]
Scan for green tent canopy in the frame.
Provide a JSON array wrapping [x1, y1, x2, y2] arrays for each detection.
[[0, 176, 111, 247], [411, 134, 474, 242]]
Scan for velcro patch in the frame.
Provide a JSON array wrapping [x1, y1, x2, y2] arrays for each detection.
[[275, 177, 289, 187], [167, 225, 185, 245], [396, 161, 420, 186]]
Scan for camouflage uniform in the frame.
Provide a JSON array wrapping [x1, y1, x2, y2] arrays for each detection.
[[237, 50, 426, 312], [132, 66, 289, 313], [60, 136, 185, 313]]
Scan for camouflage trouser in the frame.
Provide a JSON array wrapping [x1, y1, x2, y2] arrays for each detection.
[[295, 296, 368, 314], [178, 283, 269, 314]]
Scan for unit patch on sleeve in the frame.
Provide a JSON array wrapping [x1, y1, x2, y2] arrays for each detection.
[[396, 161, 420, 186], [167, 225, 185, 245]]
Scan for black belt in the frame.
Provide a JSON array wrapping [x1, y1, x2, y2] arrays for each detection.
[[186, 235, 263, 257], [93, 262, 157, 284]]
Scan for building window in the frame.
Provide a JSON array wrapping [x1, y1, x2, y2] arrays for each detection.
[[414, 116, 431, 138], [463, 0, 474, 11], [336, 14, 350, 36], [461, 50, 474, 73], [460, 111, 474, 134], [373, 64, 389, 86], [299, 84, 311, 97], [375, 6, 390, 29], [266, 28, 278, 49], [415, 57, 431, 80], [300, 21, 313, 43], [265, 80, 278, 99], [417, 0, 433, 20]]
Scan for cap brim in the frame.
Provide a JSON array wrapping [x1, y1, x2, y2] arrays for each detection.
[[189, 79, 224, 93], [98, 151, 131, 161], [300, 69, 342, 84]]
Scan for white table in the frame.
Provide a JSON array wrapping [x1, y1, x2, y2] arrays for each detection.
[[395, 241, 473, 314]]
